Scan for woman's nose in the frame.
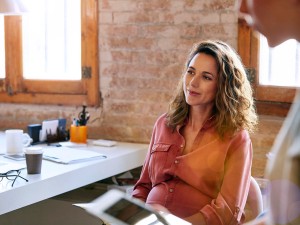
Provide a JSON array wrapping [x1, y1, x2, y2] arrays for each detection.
[[190, 75, 200, 87]]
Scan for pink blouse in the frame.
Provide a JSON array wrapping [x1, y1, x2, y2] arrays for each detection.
[[132, 114, 252, 225]]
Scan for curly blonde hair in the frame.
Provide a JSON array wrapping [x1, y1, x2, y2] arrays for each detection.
[[166, 40, 258, 138]]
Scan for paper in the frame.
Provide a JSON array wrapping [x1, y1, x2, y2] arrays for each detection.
[[0, 161, 26, 173], [42, 147, 106, 164], [92, 139, 117, 147], [40, 120, 59, 142], [59, 141, 88, 148]]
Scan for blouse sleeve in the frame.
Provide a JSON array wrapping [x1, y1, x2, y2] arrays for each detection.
[[200, 130, 253, 225], [131, 121, 157, 202]]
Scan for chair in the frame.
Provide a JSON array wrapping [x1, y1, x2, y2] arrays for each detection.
[[244, 176, 264, 222]]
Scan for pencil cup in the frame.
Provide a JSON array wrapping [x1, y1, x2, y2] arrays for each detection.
[[25, 147, 43, 174], [70, 125, 87, 143]]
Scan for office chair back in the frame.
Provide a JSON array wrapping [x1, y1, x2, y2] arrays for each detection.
[[244, 176, 264, 222]]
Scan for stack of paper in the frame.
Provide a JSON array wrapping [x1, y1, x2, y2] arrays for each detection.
[[43, 147, 106, 164]]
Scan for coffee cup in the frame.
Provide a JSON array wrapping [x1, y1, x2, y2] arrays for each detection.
[[25, 147, 43, 174], [5, 129, 33, 155]]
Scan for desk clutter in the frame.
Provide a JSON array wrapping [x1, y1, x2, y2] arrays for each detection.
[[0, 105, 120, 188], [27, 105, 90, 145], [0, 139, 147, 216], [0, 141, 113, 186], [27, 118, 68, 145], [3, 144, 110, 165], [4, 105, 116, 165]]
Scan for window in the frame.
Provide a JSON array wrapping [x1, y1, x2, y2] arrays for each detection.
[[22, 0, 81, 81], [0, 0, 99, 106], [259, 37, 300, 87], [238, 19, 296, 116]]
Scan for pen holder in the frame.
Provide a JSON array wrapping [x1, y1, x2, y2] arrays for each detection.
[[70, 125, 87, 143]]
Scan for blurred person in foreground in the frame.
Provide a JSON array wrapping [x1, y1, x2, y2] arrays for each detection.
[[237, 0, 300, 224], [132, 40, 258, 225]]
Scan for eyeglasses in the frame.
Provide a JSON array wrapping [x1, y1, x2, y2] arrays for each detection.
[[0, 170, 28, 187]]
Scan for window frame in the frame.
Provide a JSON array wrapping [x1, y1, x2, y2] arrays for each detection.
[[0, 0, 99, 106], [238, 19, 296, 116]]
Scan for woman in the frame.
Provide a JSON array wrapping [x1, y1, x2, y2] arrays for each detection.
[[132, 40, 258, 225]]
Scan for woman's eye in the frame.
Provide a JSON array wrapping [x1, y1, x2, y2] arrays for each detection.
[[203, 75, 212, 80], [187, 70, 194, 75]]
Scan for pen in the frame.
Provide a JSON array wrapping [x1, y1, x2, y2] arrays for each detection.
[[78, 105, 90, 126], [72, 118, 77, 126]]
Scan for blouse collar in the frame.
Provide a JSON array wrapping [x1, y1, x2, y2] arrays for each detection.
[[176, 114, 216, 132]]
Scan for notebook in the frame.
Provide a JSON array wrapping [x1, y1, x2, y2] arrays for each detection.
[[42, 147, 106, 164]]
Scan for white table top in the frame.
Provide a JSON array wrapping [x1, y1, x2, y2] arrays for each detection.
[[0, 134, 148, 215]]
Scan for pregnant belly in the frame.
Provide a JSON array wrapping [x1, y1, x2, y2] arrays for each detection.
[[146, 182, 211, 218]]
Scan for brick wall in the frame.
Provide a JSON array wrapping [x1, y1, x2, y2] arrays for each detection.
[[0, 0, 283, 177], [95, 0, 238, 140]]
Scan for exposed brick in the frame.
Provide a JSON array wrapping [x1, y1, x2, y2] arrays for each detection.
[[203, 0, 235, 10], [138, 0, 172, 11], [0, 0, 281, 177], [113, 12, 161, 24], [99, 12, 113, 24], [221, 11, 237, 23], [99, 0, 110, 10], [100, 25, 139, 37], [107, 0, 139, 12]]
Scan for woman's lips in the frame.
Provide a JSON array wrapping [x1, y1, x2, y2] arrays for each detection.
[[188, 90, 199, 96]]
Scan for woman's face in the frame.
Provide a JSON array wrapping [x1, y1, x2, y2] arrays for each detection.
[[183, 53, 218, 109], [236, 0, 290, 47]]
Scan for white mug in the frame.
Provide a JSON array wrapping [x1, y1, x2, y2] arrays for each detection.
[[5, 129, 33, 155]]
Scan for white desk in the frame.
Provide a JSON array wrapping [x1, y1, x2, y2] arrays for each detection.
[[0, 135, 148, 215]]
